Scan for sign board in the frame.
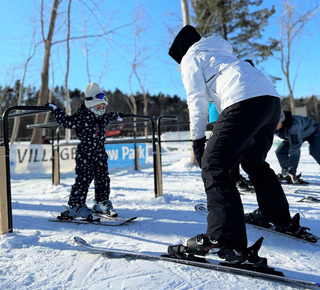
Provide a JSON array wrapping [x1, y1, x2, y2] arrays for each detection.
[[9, 143, 149, 174]]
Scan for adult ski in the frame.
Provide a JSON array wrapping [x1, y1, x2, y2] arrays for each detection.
[[73, 236, 320, 289], [49, 216, 137, 226], [194, 203, 320, 246]]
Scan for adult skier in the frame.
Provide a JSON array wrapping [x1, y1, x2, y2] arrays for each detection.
[[168, 25, 312, 263]]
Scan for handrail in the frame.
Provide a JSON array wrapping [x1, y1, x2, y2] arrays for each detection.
[[26, 122, 58, 129], [121, 114, 159, 197], [157, 116, 179, 155], [26, 122, 59, 185], [0, 108, 171, 233], [0, 109, 49, 121], [25, 114, 158, 194], [155, 116, 179, 197], [1, 106, 53, 233]]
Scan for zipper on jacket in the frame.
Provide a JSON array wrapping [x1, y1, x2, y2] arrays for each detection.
[[206, 73, 218, 83]]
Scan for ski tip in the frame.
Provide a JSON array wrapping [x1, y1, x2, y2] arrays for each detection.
[[195, 203, 208, 211], [74, 236, 86, 244], [257, 236, 264, 244], [255, 236, 264, 250]]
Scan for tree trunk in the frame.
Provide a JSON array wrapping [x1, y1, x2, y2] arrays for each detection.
[[279, 0, 319, 116], [190, 143, 198, 166], [180, 0, 197, 165], [11, 42, 38, 144], [30, 0, 60, 144], [64, 0, 72, 143], [180, 0, 191, 26], [128, 94, 138, 137], [43, 57, 54, 136]]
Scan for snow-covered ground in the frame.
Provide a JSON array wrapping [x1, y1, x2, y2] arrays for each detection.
[[1, 141, 320, 289]]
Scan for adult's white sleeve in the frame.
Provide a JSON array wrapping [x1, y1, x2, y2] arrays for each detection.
[[181, 58, 209, 140]]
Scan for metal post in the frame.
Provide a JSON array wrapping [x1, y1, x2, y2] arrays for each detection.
[[122, 114, 159, 197], [0, 109, 163, 234], [156, 116, 178, 197], [0, 146, 9, 234], [1, 106, 52, 233], [26, 122, 59, 185], [53, 127, 61, 185], [157, 115, 178, 155], [134, 145, 139, 171]]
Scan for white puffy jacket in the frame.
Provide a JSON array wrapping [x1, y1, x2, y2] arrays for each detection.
[[180, 35, 280, 140]]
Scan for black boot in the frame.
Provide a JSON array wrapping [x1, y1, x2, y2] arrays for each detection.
[[217, 247, 246, 264], [236, 175, 255, 193], [217, 237, 266, 265], [244, 208, 272, 228], [186, 234, 220, 255]]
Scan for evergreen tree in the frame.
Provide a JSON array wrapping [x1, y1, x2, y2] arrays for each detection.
[[191, 0, 278, 62]]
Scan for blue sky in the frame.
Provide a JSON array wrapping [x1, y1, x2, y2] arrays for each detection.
[[0, 0, 319, 101]]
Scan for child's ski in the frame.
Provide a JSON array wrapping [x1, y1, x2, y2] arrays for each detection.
[[49, 216, 137, 226]]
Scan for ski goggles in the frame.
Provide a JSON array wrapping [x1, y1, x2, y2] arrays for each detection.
[[85, 92, 107, 101]]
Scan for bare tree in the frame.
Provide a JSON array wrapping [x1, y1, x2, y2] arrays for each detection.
[[29, 0, 137, 144], [63, 0, 72, 143], [30, 0, 61, 144], [0, 87, 11, 117], [181, 0, 191, 26], [179, 0, 198, 165], [79, 1, 110, 84], [0, 67, 17, 139], [42, 56, 55, 137], [10, 21, 41, 144], [0, 67, 17, 116], [279, 0, 319, 113], [128, 5, 150, 138]]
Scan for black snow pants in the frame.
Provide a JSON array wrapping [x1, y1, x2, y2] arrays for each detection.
[[68, 144, 110, 207], [201, 96, 291, 251]]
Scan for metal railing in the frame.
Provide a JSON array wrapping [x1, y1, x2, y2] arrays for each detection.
[[1, 106, 52, 233], [0, 107, 174, 234]]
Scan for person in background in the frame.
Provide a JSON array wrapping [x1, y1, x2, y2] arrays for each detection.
[[275, 110, 320, 184], [47, 82, 123, 220], [168, 25, 314, 263], [207, 102, 220, 129]]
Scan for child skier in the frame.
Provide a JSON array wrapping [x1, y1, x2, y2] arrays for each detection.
[[48, 82, 123, 220]]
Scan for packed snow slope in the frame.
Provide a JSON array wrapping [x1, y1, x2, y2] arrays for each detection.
[[1, 141, 320, 289]]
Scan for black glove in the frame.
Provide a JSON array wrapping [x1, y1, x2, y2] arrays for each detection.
[[192, 136, 206, 168], [118, 113, 134, 118]]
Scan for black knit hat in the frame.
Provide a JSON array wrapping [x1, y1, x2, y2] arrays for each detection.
[[168, 25, 201, 64]]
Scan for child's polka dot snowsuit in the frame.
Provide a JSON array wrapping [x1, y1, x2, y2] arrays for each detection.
[[52, 102, 119, 207]]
